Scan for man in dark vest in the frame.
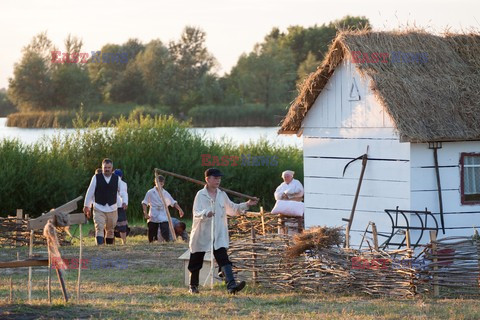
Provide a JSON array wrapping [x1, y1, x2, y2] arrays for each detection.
[[83, 158, 128, 245]]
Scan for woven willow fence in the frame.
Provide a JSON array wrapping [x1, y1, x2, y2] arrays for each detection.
[[229, 214, 480, 298], [0, 216, 70, 247]]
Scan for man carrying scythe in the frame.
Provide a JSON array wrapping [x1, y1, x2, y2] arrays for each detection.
[[187, 167, 258, 294]]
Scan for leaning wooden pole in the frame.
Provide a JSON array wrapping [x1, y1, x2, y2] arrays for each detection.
[[154, 170, 177, 241], [155, 168, 259, 201], [343, 153, 368, 248]]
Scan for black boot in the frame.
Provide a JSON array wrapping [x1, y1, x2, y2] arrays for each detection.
[[222, 264, 245, 295], [218, 266, 226, 284], [106, 237, 114, 245], [96, 236, 104, 245], [189, 270, 200, 294]]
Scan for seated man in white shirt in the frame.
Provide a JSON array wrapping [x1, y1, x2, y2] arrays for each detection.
[[274, 170, 304, 202]]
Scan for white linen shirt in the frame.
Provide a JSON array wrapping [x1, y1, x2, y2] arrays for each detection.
[[274, 178, 304, 201], [84, 174, 127, 212], [142, 187, 177, 223], [116, 179, 128, 207], [189, 186, 248, 253]]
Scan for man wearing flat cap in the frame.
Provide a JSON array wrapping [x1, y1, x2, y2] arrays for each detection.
[[187, 168, 258, 294], [274, 170, 304, 202]]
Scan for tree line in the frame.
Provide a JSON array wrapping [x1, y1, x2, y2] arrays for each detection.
[[5, 16, 370, 117]]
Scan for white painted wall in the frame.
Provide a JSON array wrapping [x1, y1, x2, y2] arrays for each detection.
[[410, 142, 480, 243], [298, 60, 480, 249], [301, 61, 410, 247]]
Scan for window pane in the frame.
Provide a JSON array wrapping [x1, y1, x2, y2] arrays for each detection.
[[463, 155, 480, 199]]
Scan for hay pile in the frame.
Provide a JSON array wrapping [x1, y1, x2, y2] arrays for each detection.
[[280, 29, 480, 142], [286, 226, 343, 258]]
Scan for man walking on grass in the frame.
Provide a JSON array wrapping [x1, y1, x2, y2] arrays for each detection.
[[83, 158, 127, 245], [188, 168, 258, 294]]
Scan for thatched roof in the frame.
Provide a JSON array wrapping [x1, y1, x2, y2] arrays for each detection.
[[279, 30, 480, 142]]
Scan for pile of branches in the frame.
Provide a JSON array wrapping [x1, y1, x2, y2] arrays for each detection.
[[0, 217, 71, 247]]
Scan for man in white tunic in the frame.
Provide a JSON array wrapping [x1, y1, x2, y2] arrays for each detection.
[[274, 170, 304, 201], [83, 158, 128, 245], [142, 175, 184, 242], [188, 168, 258, 294]]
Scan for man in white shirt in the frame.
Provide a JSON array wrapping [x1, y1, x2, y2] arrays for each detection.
[[188, 168, 258, 295], [274, 170, 304, 202], [83, 158, 127, 245], [142, 175, 184, 243]]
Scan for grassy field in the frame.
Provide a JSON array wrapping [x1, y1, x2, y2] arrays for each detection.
[[1, 233, 480, 319]]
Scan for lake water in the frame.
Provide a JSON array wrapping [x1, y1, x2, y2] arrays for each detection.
[[0, 118, 302, 148]]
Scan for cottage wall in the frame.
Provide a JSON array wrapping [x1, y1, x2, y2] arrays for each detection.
[[301, 61, 411, 246], [410, 142, 480, 242]]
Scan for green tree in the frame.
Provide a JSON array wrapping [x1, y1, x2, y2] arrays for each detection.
[[168, 26, 216, 113], [135, 40, 174, 105], [0, 89, 16, 116], [51, 35, 97, 108], [228, 40, 296, 108], [297, 51, 320, 86], [109, 63, 147, 104], [8, 32, 55, 111]]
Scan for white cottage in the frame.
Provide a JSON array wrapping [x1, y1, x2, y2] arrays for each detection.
[[279, 31, 480, 248]]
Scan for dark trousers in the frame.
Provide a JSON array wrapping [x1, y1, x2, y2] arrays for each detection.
[[148, 222, 171, 242], [188, 247, 231, 272]]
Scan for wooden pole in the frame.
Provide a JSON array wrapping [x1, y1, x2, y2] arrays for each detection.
[[251, 227, 257, 284], [48, 251, 51, 304], [9, 277, 13, 303], [56, 269, 69, 302], [344, 153, 368, 248], [432, 146, 445, 234], [260, 207, 266, 236], [371, 223, 379, 251], [154, 171, 176, 241], [77, 223, 83, 300], [155, 168, 259, 201], [28, 229, 34, 302], [210, 200, 215, 289], [430, 230, 439, 297], [16, 209, 23, 246]]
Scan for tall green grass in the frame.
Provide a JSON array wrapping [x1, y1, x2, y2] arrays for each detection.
[[0, 114, 302, 220]]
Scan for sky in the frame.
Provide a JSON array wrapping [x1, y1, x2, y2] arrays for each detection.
[[0, 0, 479, 89]]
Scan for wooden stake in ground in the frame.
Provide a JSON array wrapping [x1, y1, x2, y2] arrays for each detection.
[[77, 223, 83, 301], [260, 207, 266, 235], [28, 229, 33, 302], [9, 277, 13, 303], [372, 223, 379, 251], [154, 171, 176, 241], [48, 251, 51, 304]]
